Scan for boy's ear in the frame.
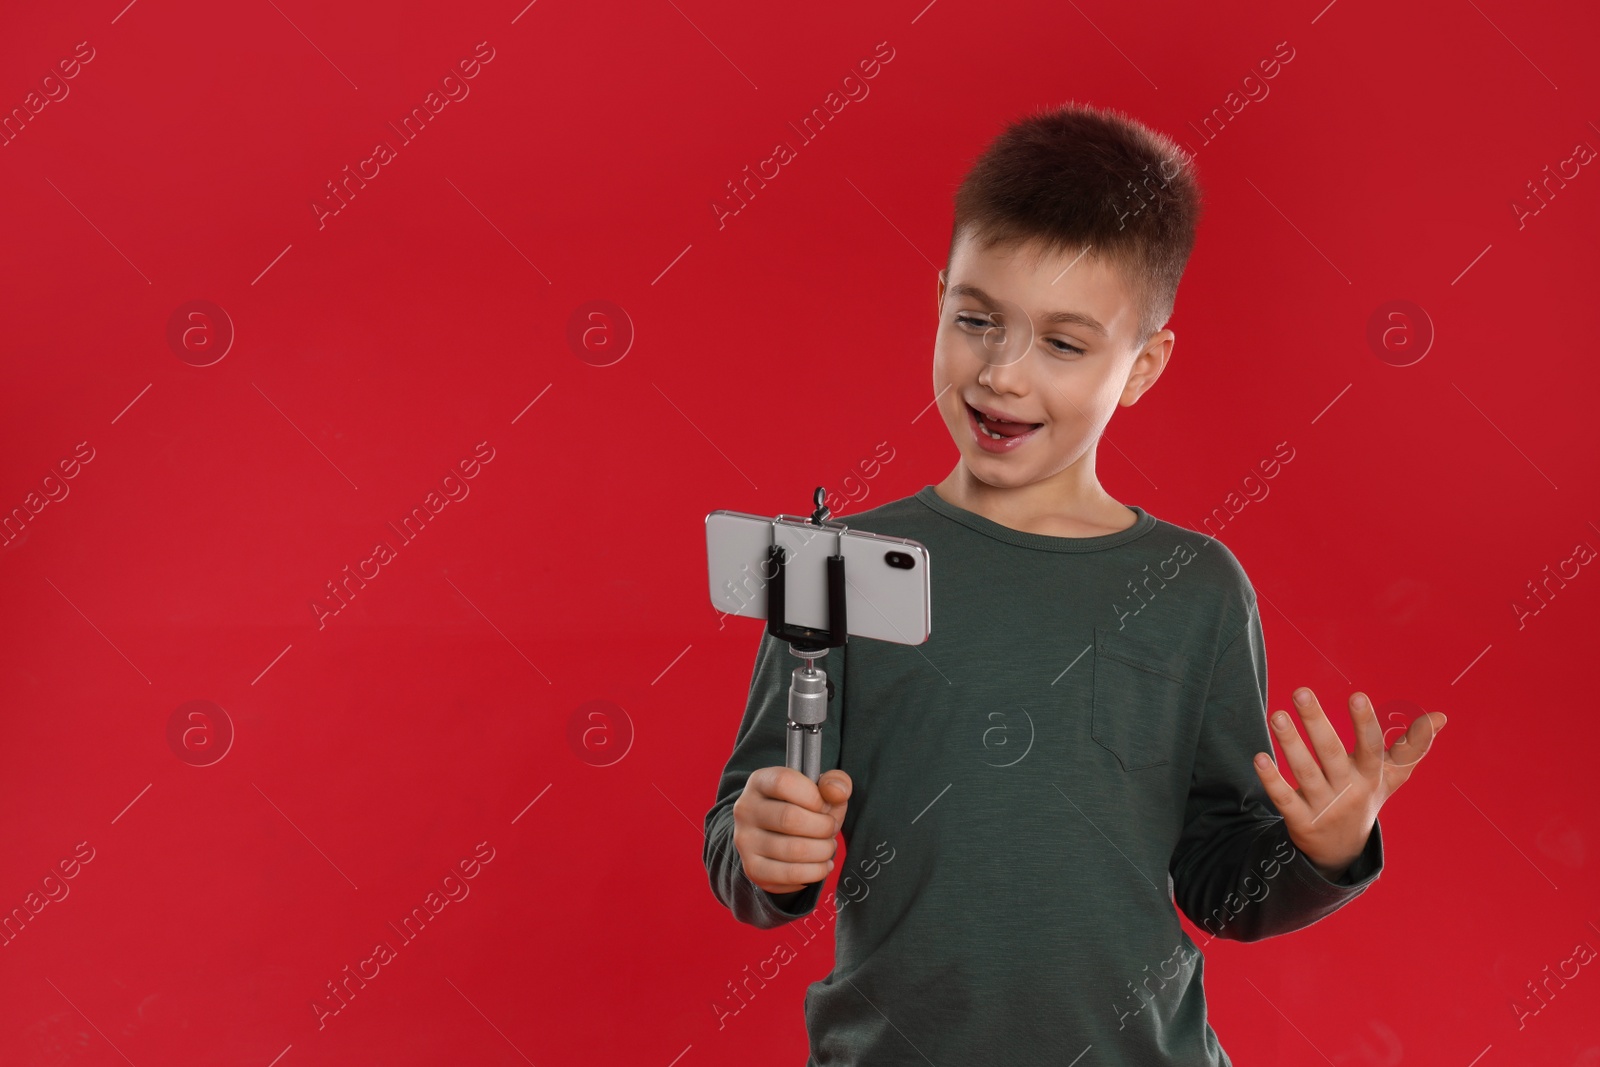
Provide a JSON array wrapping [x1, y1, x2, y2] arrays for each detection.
[[936, 269, 947, 316], [1121, 331, 1175, 407]]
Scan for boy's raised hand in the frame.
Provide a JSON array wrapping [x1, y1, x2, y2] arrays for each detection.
[[733, 766, 852, 896], [1252, 688, 1447, 881]]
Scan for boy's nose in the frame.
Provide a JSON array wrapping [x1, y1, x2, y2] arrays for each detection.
[[978, 343, 1032, 393]]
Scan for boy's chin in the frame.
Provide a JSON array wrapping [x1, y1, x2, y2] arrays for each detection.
[[959, 455, 1038, 485]]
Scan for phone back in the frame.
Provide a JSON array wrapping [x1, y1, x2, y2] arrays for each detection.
[[705, 510, 931, 645]]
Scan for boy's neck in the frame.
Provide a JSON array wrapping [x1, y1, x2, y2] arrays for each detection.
[[933, 463, 1139, 539]]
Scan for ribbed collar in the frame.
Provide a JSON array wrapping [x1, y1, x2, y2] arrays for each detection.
[[913, 484, 1157, 553]]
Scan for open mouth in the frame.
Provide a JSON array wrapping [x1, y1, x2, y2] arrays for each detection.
[[967, 402, 1044, 441]]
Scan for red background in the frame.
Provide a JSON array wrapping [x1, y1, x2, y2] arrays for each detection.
[[3, 0, 1598, 1064]]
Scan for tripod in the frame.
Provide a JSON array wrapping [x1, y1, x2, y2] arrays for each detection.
[[766, 488, 849, 783]]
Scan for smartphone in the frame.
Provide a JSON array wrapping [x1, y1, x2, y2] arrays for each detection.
[[705, 509, 932, 645]]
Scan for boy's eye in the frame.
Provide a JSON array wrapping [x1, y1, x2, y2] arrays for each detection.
[[953, 313, 1084, 357]]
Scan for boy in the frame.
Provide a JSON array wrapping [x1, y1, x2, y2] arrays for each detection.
[[702, 101, 1446, 1066]]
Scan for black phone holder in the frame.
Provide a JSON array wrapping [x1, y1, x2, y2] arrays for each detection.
[[766, 487, 848, 783]]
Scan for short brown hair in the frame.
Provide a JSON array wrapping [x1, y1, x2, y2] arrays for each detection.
[[947, 101, 1204, 352]]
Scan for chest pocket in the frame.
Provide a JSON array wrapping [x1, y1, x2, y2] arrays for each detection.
[[1091, 626, 1196, 771]]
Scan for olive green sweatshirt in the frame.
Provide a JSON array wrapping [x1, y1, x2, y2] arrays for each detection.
[[703, 485, 1383, 1066]]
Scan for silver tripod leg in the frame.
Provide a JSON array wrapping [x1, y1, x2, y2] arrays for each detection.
[[785, 648, 830, 783]]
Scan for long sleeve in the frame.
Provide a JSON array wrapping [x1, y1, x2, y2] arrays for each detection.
[[702, 626, 847, 929], [1168, 597, 1384, 943]]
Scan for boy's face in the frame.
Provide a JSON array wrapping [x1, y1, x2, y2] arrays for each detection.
[[932, 234, 1174, 492]]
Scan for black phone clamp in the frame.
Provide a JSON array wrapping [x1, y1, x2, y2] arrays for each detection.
[[766, 487, 848, 783]]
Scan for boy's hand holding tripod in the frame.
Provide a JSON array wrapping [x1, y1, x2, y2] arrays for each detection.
[[733, 766, 855, 895]]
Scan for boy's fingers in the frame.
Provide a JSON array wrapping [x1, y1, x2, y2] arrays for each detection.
[[1252, 752, 1309, 821], [749, 794, 838, 839], [819, 770, 853, 796], [1385, 712, 1446, 774], [747, 853, 833, 893], [751, 826, 837, 865], [818, 773, 852, 829], [745, 827, 837, 891], [750, 765, 826, 811], [1269, 709, 1331, 804], [1350, 692, 1386, 777], [1290, 688, 1351, 789]]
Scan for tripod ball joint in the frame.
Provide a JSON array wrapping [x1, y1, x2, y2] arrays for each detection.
[[786, 658, 834, 782], [787, 662, 830, 726]]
